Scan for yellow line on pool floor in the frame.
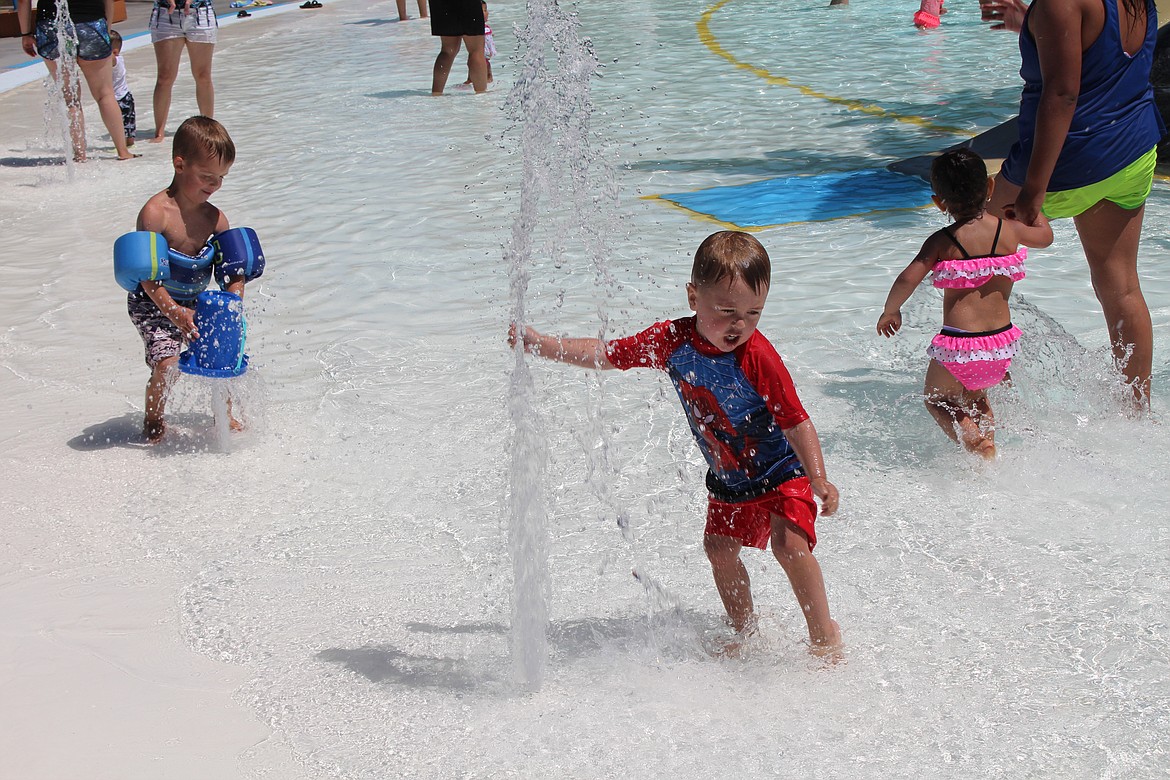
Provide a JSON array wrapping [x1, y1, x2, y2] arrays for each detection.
[[696, 0, 971, 137]]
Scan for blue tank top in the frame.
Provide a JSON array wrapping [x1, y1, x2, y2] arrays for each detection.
[[1000, 0, 1164, 192]]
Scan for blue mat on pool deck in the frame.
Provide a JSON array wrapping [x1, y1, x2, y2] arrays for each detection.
[[656, 168, 934, 228]]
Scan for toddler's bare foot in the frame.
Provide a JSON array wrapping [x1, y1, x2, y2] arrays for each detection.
[[149, 134, 165, 144], [126, 138, 135, 147], [810, 620, 844, 663], [711, 616, 759, 659], [143, 419, 166, 443]]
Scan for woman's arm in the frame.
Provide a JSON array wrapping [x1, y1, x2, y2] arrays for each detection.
[[1013, 0, 1087, 226], [979, 0, 1029, 32], [16, 0, 37, 57]]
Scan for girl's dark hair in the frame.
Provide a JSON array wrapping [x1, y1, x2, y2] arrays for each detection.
[[930, 149, 988, 218]]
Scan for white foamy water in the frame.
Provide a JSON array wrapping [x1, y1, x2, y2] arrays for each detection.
[[1, 0, 1168, 777]]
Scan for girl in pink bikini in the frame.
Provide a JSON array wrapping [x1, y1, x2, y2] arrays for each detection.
[[878, 149, 1054, 459]]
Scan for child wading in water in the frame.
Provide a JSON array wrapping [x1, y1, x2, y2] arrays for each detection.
[[129, 116, 248, 442], [878, 149, 1053, 458], [512, 231, 842, 658]]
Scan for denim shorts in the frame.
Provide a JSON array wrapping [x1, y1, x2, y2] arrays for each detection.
[[34, 17, 112, 61], [150, 3, 218, 44]]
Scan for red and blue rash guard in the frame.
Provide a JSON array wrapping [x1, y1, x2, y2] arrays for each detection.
[[605, 317, 809, 502]]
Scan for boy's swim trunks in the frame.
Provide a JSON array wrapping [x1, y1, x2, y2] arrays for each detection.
[[128, 290, 193, 367], [706, 476, 818, 551]]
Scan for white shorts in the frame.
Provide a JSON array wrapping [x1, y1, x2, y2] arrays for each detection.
[[150, 4, 218, 45]]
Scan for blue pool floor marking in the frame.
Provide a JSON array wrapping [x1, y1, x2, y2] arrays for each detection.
[[652, 0, 970, 228], [652, 169, 935, 230]]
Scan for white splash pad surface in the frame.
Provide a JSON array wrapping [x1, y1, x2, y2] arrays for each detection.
[[1, 0, 1169, 777]]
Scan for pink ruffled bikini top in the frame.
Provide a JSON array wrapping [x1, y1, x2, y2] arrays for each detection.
[[931, 217, 1027, 290]]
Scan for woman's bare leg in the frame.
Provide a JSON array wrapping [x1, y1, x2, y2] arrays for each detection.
[[186, 41, 215, 118], [151, 37, 185, 142], [78, 55, 133, 158], [1074, 201, 1152, 406], [44, 58, 87, 161], [432, 35, 462, 94], [462, 34, 487, 93]]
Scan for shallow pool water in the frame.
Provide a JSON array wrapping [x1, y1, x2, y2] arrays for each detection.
[[1, 0, 1168, 776]]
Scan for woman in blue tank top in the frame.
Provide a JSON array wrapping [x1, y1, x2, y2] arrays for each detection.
[[987, 0, 1163, 408]]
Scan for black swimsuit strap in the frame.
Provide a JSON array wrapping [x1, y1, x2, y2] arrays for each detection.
[[989, 217, 1003, 257], [943, 216, 1004, 260], [940, 225, 971, 259]]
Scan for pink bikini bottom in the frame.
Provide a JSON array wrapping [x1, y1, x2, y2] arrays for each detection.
[[927, 324, 1021, 392]]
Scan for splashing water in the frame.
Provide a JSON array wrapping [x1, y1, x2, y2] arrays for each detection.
[[504, 0, 631, 690], [39, 0, 83, 172]]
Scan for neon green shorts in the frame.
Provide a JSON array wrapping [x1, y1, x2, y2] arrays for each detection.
[[1042, 146, 1157, 219]]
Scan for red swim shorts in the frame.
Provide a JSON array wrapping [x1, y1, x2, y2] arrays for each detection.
[[705, 476, 818, 551]]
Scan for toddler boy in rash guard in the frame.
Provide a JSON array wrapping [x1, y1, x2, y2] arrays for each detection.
[[510, 231, 843, 658]]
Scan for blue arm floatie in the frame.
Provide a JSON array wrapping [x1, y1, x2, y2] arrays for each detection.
[[212, 227, 265, 288], [113, 231, 171, 292]]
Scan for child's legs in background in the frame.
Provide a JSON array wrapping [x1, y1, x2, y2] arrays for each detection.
[[118, 92, 136, 144], [703, 533, 754, 632], [924, 359, 996, 457], [769, 518, 840, 651]]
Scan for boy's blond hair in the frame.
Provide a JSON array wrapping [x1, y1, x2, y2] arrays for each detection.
[[173, 116, 236, 166], [691, 231, 771, 295]]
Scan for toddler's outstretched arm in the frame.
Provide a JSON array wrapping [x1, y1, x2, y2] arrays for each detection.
[[508, 324, 615, 370], [877, 242, 936, 337], [1002, 211, 1055, 249]]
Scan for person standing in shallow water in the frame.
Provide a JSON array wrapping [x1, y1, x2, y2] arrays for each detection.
[[511, 232, 843, 660], [396, 0, 427, 21], [148, 0, 218, 143], [16, 0, 137, 161], [985, 0, 1164, 408], [429, 0, 487, 94]]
